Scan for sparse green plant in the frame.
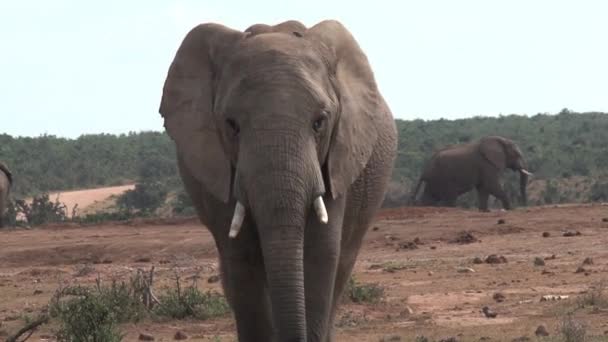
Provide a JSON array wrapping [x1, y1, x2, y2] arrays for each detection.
[[51, 286, 124, 342], [577, 281, 608, 310], [343, 277, 385, 304], [153, 286, 230, 320], [414, 336, 430, 342], [559, 314, 587, 342]]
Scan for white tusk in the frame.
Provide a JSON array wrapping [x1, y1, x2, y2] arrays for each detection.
[[521, 169, 533, 176], [229, 202, 246, 238], [313, 196, 328, 224]]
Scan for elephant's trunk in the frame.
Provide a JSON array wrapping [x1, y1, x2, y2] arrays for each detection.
[[235, 130, 325, 341]]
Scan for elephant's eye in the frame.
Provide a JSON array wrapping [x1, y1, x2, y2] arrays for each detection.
[[226, 118, 240, 137], [312, 114, 327, 133]]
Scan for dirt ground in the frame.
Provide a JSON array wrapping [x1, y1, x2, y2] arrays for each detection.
[[2, 204, 608, 341]]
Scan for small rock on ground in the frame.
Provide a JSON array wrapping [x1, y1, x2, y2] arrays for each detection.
[[493, 292, 506, 302], [485, 254, 508, 264], [583, 257, 594, 265], [535, 325, 549, 337], [139, 333, 155, 341], [207, 275, 220, 283], [473, 257, 484, 264], [542, 232, 550, 237], [482, 306, 497, 318], [563, 230, 582, 237], [174, 331, 188, 340], [533, 257, 545, 266], [379, 334, 401, 341]]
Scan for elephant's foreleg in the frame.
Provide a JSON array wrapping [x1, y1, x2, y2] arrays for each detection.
[[485, 181, 511, 210], [304, 195, 346, 342], [476, 187, 490, 212]]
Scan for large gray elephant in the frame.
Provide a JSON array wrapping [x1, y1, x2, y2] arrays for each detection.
[[159, 20, 397, 341], [0, 162, 13, 228], [410, 136, 532, 211]]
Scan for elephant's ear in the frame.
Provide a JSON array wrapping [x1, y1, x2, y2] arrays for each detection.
[[479, 137, 507, 170], [308, 20, 380, 199], [159, 24, 242, 203]]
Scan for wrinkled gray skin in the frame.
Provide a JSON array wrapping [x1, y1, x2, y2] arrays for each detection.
[[410, 136, 530, 211], [0, 162, 12, 228], [159, 20, 397, 342]]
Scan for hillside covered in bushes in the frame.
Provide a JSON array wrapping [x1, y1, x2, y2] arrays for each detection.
[[2, 109, 608, 209]]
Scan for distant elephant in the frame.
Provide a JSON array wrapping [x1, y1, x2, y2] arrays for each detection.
[[0, 162, 13, 228], [410, 136, 532, 211], [159, 20, 397, 341]]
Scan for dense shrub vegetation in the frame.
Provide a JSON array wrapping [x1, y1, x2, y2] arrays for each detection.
[[2, 109, 608, 221]]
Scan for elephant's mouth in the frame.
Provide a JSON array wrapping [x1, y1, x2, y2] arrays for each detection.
[[227, 195, 328, 239]]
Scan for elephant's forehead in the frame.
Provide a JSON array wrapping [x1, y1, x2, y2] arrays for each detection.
[[228, 33, 324, 72]]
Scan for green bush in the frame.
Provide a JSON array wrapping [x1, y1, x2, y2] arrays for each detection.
[[15, 193, 67, 226], [117, 181, 167, 214], [344, 277, 385, 304], [154, 286, 230, 320], [51, 286, 124, 342]]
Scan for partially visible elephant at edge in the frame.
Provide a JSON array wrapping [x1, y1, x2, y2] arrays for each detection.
[[410, 136, 532, 211], [159, 20, 397, 341], [0, 162, 13, 228]]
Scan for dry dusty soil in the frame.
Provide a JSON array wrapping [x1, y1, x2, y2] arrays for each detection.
[[2, 204, 608, 341]]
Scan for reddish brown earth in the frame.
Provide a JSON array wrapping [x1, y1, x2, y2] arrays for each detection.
[[2, 204, 608, 341]]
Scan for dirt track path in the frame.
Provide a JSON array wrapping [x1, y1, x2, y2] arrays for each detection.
[[2, 205, 608, 341]]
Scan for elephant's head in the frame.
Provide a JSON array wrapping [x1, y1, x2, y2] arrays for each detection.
[[159, 20, 381, 340], [479, 136, 532, 205]]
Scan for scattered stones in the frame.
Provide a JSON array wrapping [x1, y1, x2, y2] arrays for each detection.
[[497, 219, 506, 225], [542, 232, 550, 237], [159, 259, 171, 264], [438, 337, 459, 342], [430, 246, 437, 250], [74, 264, 95, 277], [396, 241, 418, 250], [482, 306, 497, 318], [457, 267, 476, 273], [451, 231, 478, 244], [493, 292, 506, 303], [583, 257, 594, 265], [134, 257, 151, 263], [472, 257, 484, 264], [428, 271, 434, 276], [138, 333, 155, 341], [379, 334, 401, 341], [400, 305, 414, 317], [541, 270, 555, 276], [511, 337, 530, 342], [544, 254, 556, 260], [33, 289, 43, 295], [563, 230, 582, 237], [174, 331, 188, 340], [540, 295, 569, 301], [533, 257, 545, 266], [372, 226, 379, 231], [485, 254, 508, 264], [207, 275, 220, 283], [535, 325, 549, 337]]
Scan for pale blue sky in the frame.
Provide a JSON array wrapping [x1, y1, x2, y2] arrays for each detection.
[[1, 1, 606, 138]]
